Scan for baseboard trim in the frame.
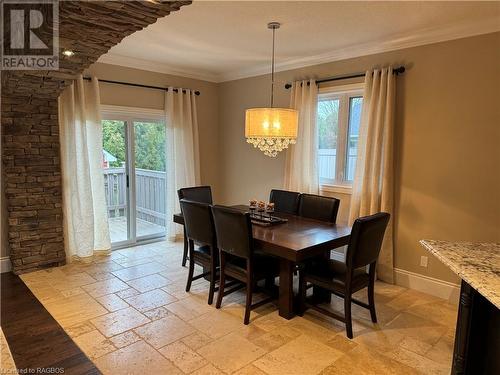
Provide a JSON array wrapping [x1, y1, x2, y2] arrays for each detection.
[[394, 267, 460, 304], [1, 256, 12, 273]]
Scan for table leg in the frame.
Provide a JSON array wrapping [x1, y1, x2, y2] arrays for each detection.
[[312, 251, 331, 304], [279, 259, 295, 319]]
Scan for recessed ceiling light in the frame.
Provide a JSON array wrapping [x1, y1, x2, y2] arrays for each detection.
[[62, 50, 75, 57]]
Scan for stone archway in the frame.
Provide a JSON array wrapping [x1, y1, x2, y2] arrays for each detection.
[[1, 1, 191, 273]]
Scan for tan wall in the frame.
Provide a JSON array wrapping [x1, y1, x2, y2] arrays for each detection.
[[85, 63, 221, 202], [218, 32, 500, 284]]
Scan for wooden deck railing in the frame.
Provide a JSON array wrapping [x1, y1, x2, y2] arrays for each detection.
[[103, 168, 166, 226]]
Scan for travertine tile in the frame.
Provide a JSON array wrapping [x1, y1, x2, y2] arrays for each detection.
[[159, 341, 207, 373], [44, 292, 107, 327], [234, 364, 269, 375], [385, 347, 450, 375], [424, 332, 454, 366], [94, 340, 181, 375], [181, 332, 213, 351], [1, 328, 16, 372], [399, 336, 433, 356], [408, 300, 458, 327], [249, 325, 300, 352], [190, 364, 224, 375], [115, 287, 140, 299], [325, 334, 358, 353], [385, 289, 441, 311], [126, 273, 170, 293], [66, 321, 96, 338], [49, 272, 96, 291], [189, 310, 244, 339], [143, 306, 172, 321], [112, 262, 167, 282], [74, 330, 116, 360], [254, 335, 343, 375], [166, 295, 214, 320], [91, 307, 150, 337], [134, 315, 195, 349], [320, 345, 419, 375], [198, 332, 267, 373], [95, 294, 129, 312], [125, 289, 177, 313], [60, 287, 86, 298], [114, 257, 157, 268], [21, 240, 454, 375], [82, 277, 130, 298], [109, 331, 142, 349], [383, 312, 447, 346]]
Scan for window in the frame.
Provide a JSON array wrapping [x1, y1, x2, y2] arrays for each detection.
[[317, 84, 363, 188]]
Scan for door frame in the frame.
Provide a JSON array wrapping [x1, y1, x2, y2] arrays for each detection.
[[101, 105, 166, 249]]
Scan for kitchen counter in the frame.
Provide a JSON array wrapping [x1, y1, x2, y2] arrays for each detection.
[[420, 239, 499, 375], [420, 240, 500, 309]]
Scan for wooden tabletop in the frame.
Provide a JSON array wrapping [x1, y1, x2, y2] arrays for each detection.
[[173, 205, 351, 262]]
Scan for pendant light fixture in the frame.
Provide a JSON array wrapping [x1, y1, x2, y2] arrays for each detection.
[[245, 22, 298, 157]]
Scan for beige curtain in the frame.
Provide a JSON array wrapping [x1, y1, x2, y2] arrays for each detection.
[[59, 75, 111, 262], [165, 88, 200, 241], [349, 67, 395, 283], [284, 79, 319, 193]]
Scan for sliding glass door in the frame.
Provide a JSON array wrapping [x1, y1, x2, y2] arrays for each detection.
[[102, 108, 166, 248]]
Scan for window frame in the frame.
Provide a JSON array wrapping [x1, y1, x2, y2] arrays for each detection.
[[317, 83, 364, 193], [100, 105, 167, 250]]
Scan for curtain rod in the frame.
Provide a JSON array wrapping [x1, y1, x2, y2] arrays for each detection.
[[82, 76, 201, 96], [284, 66, 405, 89]]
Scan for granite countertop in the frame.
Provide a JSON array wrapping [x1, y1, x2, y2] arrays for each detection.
[[420, 240, 500, 309]]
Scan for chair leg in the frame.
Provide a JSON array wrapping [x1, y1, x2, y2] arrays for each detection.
[[215, 252, 225, 309], [182, 228, 188, 267], [244, 260, 253, 325], [208, 246, 216, 305], [185, 240, 195, 292], [368, 266, 377, 323], [344, 293, 353, 339], [298, 272, 306, 316]]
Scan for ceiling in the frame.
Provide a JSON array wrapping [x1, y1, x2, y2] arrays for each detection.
[[98, 1, 500, 82]]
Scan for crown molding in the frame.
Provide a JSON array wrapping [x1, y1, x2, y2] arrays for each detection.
[[219, 17, 500, 82], [97, 53, 220, 83], [98, 17, 499, 83]]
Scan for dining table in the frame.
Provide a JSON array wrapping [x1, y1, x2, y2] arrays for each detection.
[[173, 205, 351, 319]]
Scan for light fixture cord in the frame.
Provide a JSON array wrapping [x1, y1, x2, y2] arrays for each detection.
[[270, 26, 275, 108]]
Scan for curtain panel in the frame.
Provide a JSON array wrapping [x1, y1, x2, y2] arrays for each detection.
[[349, 67, 396, 283], [59, 75, 111, 262], [165, 88, 201, 241], [284, 79, 319, 194]]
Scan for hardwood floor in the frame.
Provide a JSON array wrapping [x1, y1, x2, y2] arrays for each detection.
[[1, 272, 100, 374]]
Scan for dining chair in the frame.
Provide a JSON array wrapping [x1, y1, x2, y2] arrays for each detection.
[[178, 186, 213, 266], [179, 199, 218, 305], [269, 189, 301, 215], [211, 205, 279, 324], [298, 212, 390, 338], [297, 193, 340, 223]]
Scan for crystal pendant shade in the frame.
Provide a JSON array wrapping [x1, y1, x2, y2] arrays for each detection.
[[244, 22, 299, 157], [245, 108, 298, 157]]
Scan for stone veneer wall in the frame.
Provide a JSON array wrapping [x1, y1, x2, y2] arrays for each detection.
[[1, 1, 191, 273]]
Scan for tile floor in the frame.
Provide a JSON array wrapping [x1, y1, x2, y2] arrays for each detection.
[[1, 328, 16, 372], [16, 240, 457, 375]]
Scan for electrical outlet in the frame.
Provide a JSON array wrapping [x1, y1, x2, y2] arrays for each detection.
[[420, 256, 428, 268]]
